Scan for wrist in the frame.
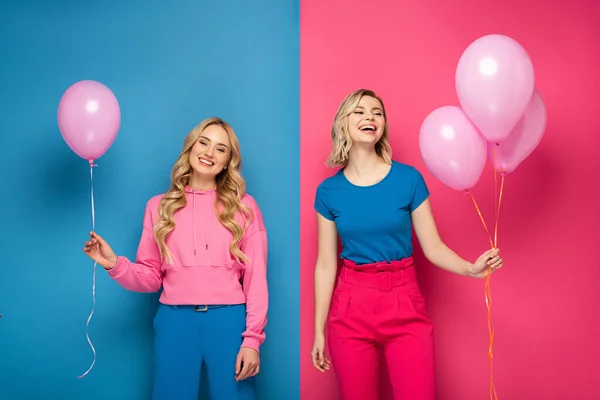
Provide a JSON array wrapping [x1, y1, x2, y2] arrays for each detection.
[[240, 346, 259, 354], [105, 256, 119, 270], [465, 262, 483, 278]]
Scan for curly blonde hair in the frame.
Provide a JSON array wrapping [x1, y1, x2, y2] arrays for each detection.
[[326, 89, 393, 167], [153, 117, 253, 264]]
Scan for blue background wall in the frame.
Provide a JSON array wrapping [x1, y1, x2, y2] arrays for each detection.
[[0, 1, 299, 399]]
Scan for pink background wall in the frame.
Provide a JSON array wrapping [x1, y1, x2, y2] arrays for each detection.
[[300, 1, 600, 399]]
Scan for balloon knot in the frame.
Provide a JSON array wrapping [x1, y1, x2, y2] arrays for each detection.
[[88, 160, 98, 168]]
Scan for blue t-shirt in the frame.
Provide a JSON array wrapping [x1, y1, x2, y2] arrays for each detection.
[[314, 161, 430, 265]]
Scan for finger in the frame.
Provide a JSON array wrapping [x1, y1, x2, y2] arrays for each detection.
[[251, 364, 260, 376], [491, 260, 503, 270], [312, 353, 325, 372], [237, 358, 252, 380], [91, 231, 105, 244], [487, 256, 500, 265], [235, 353, 243, 375], [248, 362, 258, 376], [319, 350, 328, 371], [248, 364, 259, 377], [237, 362, 252, 381], [487, 248, 500, 258]]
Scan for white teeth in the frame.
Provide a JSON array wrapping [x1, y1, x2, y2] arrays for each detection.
[[360, 125, 375, 131], [199, 158, 214, 166]]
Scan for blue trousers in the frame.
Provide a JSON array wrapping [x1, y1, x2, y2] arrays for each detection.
[[151, 303, 256, 400]]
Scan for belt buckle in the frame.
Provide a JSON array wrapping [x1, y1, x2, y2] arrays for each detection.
[[376, 271, 392, 292], [195, 305, 208, 312]]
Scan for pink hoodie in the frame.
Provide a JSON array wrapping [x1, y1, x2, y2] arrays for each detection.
[[107, 186, 268, 352]]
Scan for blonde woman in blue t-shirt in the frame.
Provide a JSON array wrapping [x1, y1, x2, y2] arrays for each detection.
[[311, 89, 503, 400]]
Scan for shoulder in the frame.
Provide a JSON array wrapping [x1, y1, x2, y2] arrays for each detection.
[[391, 161, 426, 182], [140, 193, 167, 225], [241, 193, 260, 210], [316, 169, 345, 194], [241, 193, 266, 232], [144, 193, 166, 211], [391, 160, 420, 175], [241, 193, 265, 220]]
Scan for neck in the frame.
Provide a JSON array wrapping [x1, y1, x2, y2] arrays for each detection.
[[188, 175, 217, 191], [345, 145, 382, 175]]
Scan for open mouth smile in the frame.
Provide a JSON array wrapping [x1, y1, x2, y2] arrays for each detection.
[[198, 157, 215, 166], [359, 124, 377, 132]]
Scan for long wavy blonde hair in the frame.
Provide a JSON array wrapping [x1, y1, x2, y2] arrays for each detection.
[[326, 89, 393, 167], [153, 117, 253, 264]]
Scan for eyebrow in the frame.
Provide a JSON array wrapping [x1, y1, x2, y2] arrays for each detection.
[[199, 135, 230, 149], [355, 105, 383, 112]]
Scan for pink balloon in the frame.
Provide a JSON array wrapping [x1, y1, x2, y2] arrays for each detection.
[[419, 106, 487, 191], [456, 34, 535, 143], [488, 91, 547, 174], [58, 80, 120, 161]]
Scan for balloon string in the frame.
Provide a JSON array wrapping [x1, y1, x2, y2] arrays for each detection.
[[465, 191, 494, 249], [487, 143, 506, 400], [465, 189, 498, 400], [493, 144, 506, 249], [78, 160, 98, 379], [494, 176, 505, 249], [493, 145, 499, 247], [485, 269, 498, 400]]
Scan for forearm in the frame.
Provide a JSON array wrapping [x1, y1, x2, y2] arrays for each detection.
[[314, 263, 337, 335], [241, 270, 268, 352], [426, 242, 473, 277], [240, 229, 269, 351], [107, 256, 163, 292]]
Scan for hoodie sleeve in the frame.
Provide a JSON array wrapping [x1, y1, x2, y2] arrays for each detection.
[[239, 196, 269, 352], [107, 199, 163, 293]]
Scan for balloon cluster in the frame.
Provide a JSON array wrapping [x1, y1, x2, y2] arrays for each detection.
[[418, 34, 547, 400], [419, 34, 546, 191]]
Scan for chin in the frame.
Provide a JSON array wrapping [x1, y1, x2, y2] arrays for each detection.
[[354, 135, 380, 145]]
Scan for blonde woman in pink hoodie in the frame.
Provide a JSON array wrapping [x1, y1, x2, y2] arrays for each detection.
[[83, 117, 268, 400]]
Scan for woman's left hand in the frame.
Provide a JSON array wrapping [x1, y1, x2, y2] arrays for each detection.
[[235, 347, 260, 381], [469, 248, 503, 278]]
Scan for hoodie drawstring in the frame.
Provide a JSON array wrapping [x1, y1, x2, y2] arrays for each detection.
[[192, 189, 214, 258], [205, 191, 213, 251], [193, 193, 197, 256]]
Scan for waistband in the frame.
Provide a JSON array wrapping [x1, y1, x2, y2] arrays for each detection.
[[160, 304, 244, 312], [340, 257, 416, 292]]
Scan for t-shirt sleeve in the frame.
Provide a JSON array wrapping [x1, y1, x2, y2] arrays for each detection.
[[410, 168, 430, 211], [314, 183, 334, 221]]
